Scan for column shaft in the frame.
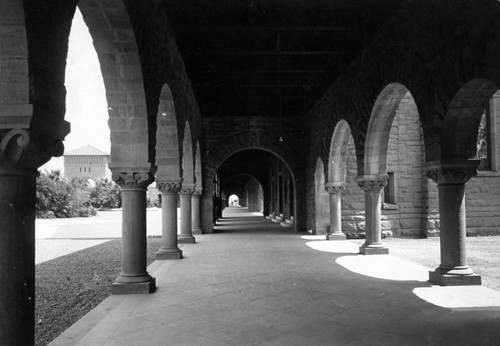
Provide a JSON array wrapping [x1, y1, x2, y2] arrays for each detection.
[[357, 177, 389, 255], [0, 170, 36, 345], [112, 173, 155, 294], [157, 191, 182, 259], [179, 187, 196, 244], [192, 191, 202, 234], [426, 160, 481, 286], [325, 183, 346, 240]]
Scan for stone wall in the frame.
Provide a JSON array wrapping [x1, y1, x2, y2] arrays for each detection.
[[466, 94, 500, 236], [245, 177, 263, 212]]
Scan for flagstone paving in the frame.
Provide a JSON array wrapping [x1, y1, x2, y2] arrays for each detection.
[[51, 207, 500, 345]]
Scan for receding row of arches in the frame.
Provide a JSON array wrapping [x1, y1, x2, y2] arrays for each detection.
[[313, 80, 499, 286]]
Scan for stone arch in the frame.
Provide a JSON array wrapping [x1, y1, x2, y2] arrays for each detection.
[[155, 84, 180, 181], [314, 157, 329, 235], [182, 121, 194, 185], [202, 132, 304, 233], [194, 140, 202, 189], [77, 0, 150, 170], [363, 83, 413, 177], [328, 120, 353, 183], [442, 79, 498, 160]]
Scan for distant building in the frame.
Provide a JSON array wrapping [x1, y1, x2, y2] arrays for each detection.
[[64, 145, 110, 181]]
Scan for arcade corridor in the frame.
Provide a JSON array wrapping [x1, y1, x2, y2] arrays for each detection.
[[51, 207, 500, 345]]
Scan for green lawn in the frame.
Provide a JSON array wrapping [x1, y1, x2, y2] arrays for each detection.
[[35, 238, 162, 346]]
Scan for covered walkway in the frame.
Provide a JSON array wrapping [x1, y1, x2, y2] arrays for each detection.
[[51, 207, 500, 345]]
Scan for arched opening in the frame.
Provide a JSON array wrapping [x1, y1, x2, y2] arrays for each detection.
[[214, 149, 296, 231], [358, 83, 427, 253], [228, 194, 240, 206], [41, 8, 109, 177], [314, 158, 329, 235]]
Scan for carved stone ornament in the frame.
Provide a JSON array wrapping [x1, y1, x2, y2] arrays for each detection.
[[357, 177, 387, 192], [157, 181, 182, 193], [192, 188, 203, 197], [179, 184, 196, 195], [112, 171, 154, 189], [324, 182, 345, 194], [425, 160, 479, 186], [0, 128, 32, 167]]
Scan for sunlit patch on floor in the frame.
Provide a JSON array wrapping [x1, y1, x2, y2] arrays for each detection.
[[304, 239, 359, 254], [413, 286, 500, 310], [301, 235, 326, 241], [335, 255, 429, 282]]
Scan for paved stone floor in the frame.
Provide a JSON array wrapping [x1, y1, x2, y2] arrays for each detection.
[[51, 207, 500, 345]]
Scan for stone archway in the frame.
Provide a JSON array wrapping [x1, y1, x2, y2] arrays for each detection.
[[203, 134, 304, 233], [178, 121, 196, 243], [155, 84, 183, 259], [359, 83, 417, 254], [426, 79, 499, 286]]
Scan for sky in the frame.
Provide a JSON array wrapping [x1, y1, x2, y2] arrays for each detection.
[[40, 9, 110, 173]]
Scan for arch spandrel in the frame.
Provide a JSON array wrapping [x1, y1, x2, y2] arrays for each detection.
[[442, 79, 498, 161], [155, 84, 180, 181], [362, 83, 411, 177], [194, 140, 202, 189], [78, 0, 150, 170], [182, 121, 194, 185], [328, 119, 353, 183]]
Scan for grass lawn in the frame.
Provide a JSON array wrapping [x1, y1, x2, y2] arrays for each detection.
[[352, 236, 500, 291], [35, 238, 162, 346]]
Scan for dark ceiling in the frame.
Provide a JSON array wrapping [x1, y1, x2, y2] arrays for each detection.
[[163, 0, 404, 118]]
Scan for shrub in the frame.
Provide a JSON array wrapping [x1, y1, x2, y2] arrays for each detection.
[[89, 179, 121, 210], [36, 170, 98, 218]]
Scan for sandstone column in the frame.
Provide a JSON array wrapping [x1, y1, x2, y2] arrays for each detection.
[[0, 127, 62, 345], [325, 182, 347, 240], [178, 184, 196, 243], [156, 181, 183, 259], [111, 172, 155, 294], [357, 176, 389, 255], [426, 160, 481, 286], [192, 188, 203, 234]]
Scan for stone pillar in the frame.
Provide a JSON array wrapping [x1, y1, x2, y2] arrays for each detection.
[[0, 166, 37, 345], [156, 182, 182, 260], [111, 172, 155, 294], [325, 183, 347, 240], [357, 176, 389, 255], [178, 184, 196, 244], [192, 188, 202, 234], [426, 160, 481, 286], [0, 127, 63, 345]]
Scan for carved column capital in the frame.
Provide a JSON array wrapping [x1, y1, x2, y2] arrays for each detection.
[[426, 160, 479, 186], [179, 184, 196, 196], [0, 128, 63, 173], [112, 171, 154, 189], [157, 181, 182, 194], [356, 175, 388, 192], [324, 182, 345, 194], [192, 188, 203, 197]]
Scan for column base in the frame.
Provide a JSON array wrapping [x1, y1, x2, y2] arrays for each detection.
[[111, 277, 156, 295], [178, 235, 196, 244], [326, 232, 346, 240], [156, 248, 183, 260], [359, 245, 389, 255], [429, 270, 481, 286], [192, 228, 202, 235]]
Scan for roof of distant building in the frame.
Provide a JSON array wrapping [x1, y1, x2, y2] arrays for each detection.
[[64, 145, 109, 156]]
